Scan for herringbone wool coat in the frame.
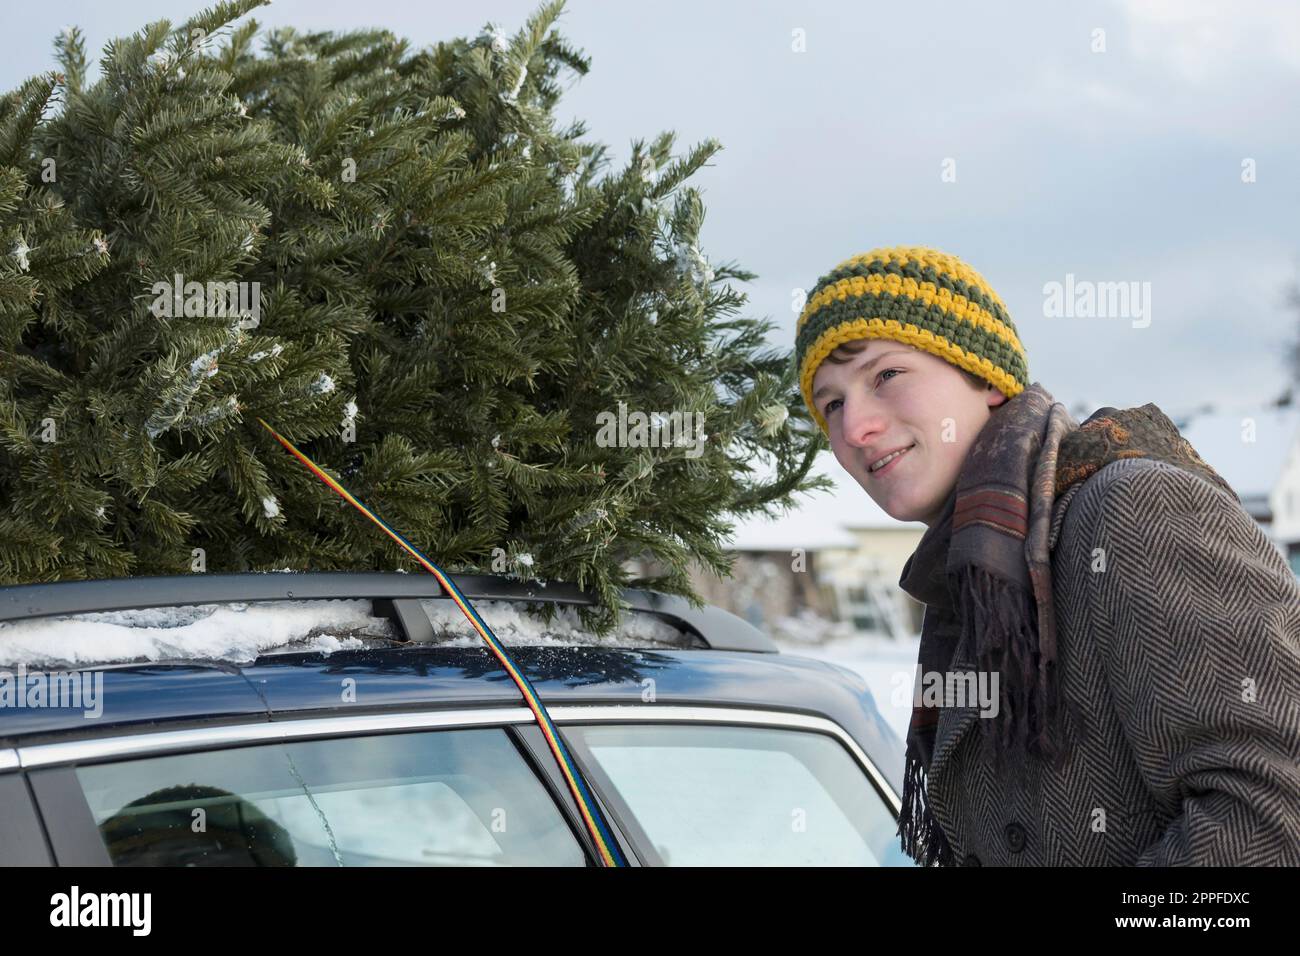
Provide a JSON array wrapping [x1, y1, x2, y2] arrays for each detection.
[[914, 456, 1300, 866]]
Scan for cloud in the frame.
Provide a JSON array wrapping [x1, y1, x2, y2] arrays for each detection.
[[1116, 0, 1300, 82]]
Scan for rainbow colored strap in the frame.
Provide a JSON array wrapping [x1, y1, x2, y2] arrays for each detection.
[[257, 418, 628, 867]]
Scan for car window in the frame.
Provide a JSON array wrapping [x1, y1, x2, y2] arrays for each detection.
[[564, 723, 913, 866], [73, 728, 586, 866]]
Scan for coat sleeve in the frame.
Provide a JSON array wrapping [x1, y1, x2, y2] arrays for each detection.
[[1086, 459, 1300, 866]]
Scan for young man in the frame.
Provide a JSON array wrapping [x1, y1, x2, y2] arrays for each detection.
[[795, 245, 1300, 866]]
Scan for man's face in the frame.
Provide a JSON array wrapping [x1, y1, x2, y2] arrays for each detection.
[[812, 339, 1008, 526]]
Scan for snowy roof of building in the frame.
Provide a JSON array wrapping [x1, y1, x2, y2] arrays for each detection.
[[722, 461, 921, 551], [1178, 406, 1300, 498]]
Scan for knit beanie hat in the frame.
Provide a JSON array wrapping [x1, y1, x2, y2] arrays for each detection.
[[794, 246, 1030, 435]]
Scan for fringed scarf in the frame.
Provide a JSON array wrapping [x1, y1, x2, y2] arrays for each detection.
[[894, 383, 1238, 866]]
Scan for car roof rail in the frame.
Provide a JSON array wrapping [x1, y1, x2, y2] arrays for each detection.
[[0, 571, 778, 653]]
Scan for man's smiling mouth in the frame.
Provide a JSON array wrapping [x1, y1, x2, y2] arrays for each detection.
[[869, 444, 915, 473]]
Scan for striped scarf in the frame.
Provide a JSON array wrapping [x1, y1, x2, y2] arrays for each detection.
[[894, 383, 1237, 866]]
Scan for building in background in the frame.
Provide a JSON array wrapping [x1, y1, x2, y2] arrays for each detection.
[[1178, 405, 1300, 576], [628, 467, 926, 644]]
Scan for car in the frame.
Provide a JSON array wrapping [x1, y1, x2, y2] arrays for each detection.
[[0, 571, 912, 867]]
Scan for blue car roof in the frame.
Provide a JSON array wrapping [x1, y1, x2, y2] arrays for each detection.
[[0, 645, 906, 797], [0, 572, 907, 796]]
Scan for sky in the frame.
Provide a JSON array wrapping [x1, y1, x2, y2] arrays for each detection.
[[6, 0, 1299, 537]]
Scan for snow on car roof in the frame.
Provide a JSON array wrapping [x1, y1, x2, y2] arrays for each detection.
[[0, 597, 697, 668], [0, 600, 386, 667], [416, 598, 695, 650]]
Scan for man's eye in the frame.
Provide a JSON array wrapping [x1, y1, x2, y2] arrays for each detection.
[[823, 369, 903, 417]]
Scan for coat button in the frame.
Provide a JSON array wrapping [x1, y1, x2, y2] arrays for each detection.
[[1005, 823, 1026, 853], [962, 853, 982, 866]]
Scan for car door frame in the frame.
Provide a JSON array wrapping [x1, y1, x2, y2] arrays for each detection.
[[12, 704, 900, 868], [15, 709, 625, 867], [545, 704, 904, 867], [0, 753, 56, 866]]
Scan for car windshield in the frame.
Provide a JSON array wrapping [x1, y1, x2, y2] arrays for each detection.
[[74, 728, 586, 866], [564, 723, 913, 866]]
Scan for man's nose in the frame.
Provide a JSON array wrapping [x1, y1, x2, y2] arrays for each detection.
[[838, 394, 888, 450]]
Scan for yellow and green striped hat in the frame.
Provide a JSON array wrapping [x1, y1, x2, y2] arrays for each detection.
[[795, 245, 1029, 435]]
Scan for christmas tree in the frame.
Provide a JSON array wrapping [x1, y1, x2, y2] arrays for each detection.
[[0, 0, 832, 635]]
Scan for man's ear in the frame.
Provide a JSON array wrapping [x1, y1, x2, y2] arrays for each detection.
[[987, 384, 1009, 408]]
